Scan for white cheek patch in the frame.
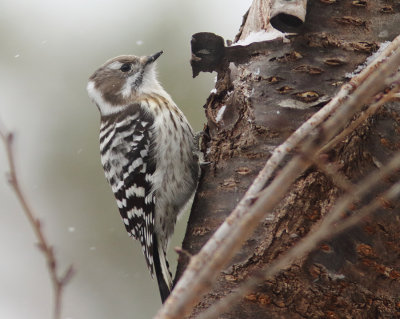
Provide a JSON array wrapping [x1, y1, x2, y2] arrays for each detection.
[[87, 81, 127, 116], [120, 72, 141, 98]]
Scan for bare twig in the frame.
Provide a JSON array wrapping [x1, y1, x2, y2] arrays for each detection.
[[0, 119, 73, 319], [174, 246, 193, 259], [154, 35, 400, 319], [320, 81, 400, 153], [331, 182, 400, 236], [306, 153, 354, 192]]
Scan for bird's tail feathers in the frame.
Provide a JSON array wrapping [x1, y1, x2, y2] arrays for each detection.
[[153, 234, 172, 303]]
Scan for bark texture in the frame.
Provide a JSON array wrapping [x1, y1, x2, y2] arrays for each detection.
[[176, 1, 400, 318]]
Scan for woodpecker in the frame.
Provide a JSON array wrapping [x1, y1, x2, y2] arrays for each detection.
[[87, 51, 200, 302]]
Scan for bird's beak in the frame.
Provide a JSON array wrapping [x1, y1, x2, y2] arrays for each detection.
[[143, 51, 163, 66]]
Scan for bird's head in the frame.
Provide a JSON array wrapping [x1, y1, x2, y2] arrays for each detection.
[[87, 51, 163, 116]]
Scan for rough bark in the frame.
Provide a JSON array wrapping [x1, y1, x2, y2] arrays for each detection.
[[176, 1, 400, 318]]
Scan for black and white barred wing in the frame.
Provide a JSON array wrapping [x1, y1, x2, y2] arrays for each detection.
[[99, 105, 156, 275]]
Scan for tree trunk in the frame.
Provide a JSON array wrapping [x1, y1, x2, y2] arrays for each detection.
[[176, 1, 400, 318]]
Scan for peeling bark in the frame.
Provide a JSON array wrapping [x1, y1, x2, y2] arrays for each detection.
[[176, 1, 400, 318]]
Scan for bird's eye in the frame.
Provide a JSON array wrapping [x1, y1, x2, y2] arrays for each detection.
[[120, 63, 131, 72]]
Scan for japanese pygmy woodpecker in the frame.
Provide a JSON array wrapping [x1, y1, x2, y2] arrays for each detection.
[[87, 51, 200, 302]]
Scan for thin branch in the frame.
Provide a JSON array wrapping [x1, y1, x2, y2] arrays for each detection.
[[0, 120, 73, 319], [306, 153, 354, 193], [154, 35, 400, 319], [331, 183, 400, 236], [320, 81, 400, 154]]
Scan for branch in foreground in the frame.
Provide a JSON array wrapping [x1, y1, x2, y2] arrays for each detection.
[[320, 81, 400, 153], [0, 119, 74, 319], [197, 150, 400, 319], [154, 35, 400, 319]]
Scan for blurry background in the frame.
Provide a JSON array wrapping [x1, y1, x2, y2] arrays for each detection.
[[0, 0, 252, 318]]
